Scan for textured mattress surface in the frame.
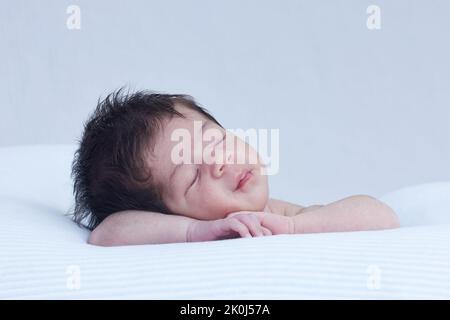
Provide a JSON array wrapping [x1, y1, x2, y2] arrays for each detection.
[[1, 145, 449, 299]]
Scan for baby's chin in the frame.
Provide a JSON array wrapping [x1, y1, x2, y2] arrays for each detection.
[[222, 193, 269, 218], [221, 204, 265, 219]]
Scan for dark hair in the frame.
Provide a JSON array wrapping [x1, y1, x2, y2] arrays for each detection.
[[71, 88, 222, 230]]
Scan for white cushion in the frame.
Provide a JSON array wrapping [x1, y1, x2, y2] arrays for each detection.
[[380, 182, 450, 227]]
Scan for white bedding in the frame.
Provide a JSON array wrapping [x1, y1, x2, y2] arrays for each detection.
[[1, 145, 449, 299]]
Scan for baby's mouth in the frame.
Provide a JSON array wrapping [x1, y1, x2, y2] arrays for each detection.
[[235, 170, 253, 191]]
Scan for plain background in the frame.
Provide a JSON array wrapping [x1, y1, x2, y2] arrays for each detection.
[[1, 0, 449, 204]]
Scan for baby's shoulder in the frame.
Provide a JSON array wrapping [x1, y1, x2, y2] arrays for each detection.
[[264, 199, 304, 216]]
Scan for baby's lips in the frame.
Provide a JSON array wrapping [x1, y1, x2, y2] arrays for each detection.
[[234, 169, 253, 191]]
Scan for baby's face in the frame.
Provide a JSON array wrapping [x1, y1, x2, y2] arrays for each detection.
[[147, 104, 269, 220]]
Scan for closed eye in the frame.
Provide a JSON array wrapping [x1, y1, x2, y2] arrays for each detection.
[[219, 133, 226, 144], [187, 167, 200, 193], [215, 132, 226, 147]]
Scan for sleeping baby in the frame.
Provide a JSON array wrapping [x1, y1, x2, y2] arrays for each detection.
[[71, 89, 400, 246]]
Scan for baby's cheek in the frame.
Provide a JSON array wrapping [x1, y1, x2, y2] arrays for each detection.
[[196, 187, 234, 213]]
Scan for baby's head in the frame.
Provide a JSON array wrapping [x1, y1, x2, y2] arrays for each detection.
[[72, 89, 269, 230]]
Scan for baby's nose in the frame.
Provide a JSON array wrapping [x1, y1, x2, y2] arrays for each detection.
[[211, 162, 226, 178]]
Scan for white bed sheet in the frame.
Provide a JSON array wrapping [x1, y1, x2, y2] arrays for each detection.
[[1, 145, 449, 299]]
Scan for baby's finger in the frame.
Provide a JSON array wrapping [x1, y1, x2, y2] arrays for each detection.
[[227, 219, 252, 238], [247, 221, 264, 237], [226, 211, 244, 219], [261, 226, 272, 236], [233, 215, 263, 237]]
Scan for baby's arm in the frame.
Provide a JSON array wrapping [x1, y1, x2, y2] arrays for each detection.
[[289, 195, 400, 234], [87, 210, 196, 246], [87, 210, 272, 246], [266, 198, 323, 216], [255, 195, 399, 235]]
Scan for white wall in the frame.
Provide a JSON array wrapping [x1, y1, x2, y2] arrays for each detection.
[[1, 0, 449, 204]]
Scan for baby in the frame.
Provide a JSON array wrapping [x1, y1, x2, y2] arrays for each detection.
[[71, 89, 400, 246]]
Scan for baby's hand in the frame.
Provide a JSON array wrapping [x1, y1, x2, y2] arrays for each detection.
[[187, 212, 273, 242], [227, 211, 294, 235]]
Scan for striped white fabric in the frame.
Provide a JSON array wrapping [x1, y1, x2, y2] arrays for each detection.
[[1, 145, 449, 299]]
